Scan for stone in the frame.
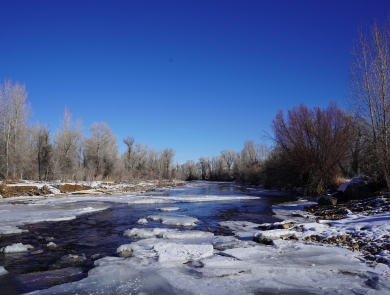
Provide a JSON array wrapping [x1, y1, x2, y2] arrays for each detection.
[[344, 176, 371, 200], [318, 195, 338, 206], [332, 191, 347, 203], [118, 250, 132, 257], [253, 236, 274, 245]]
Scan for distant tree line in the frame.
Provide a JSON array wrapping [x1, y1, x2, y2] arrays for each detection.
[[0, 83, 177, 182], [179, 140, 270, 184]]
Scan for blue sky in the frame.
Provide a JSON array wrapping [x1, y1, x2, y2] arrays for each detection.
[[1, 0, 389, 164]]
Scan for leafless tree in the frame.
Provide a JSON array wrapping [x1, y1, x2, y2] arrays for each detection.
[[181, 160, 198, 180], [159, 148, 175, 179], [271, 102, 354, 194], [221, 150, 236, 174], [53, 108, 83, 181], [84, 122, 118, 179], [30, 122, 53, 181], [0, 80, 30, 179], [349, 19, 390, 187], [198, 157, 208, 180], [123, 135, 135, 173]]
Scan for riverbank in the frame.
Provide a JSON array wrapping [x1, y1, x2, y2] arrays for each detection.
[[0, 179, 186, 199]]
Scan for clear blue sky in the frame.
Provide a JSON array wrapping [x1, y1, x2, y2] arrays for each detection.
[[1, 0, 389, 164]]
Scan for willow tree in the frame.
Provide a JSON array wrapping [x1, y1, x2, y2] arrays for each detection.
[[271, 103, 353, 195]]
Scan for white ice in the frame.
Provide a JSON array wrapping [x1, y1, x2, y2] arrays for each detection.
[[157, 206, 181, 211], [147, 214, 199, 226], [137, 218, 148, 224], [0, 266, 8, 276], [29, 230, 390, 295], [123, 227, 214, 240], [1, 242, 28, 253]]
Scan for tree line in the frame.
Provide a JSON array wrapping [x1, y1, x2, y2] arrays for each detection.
[[0, 85, 177, 182]]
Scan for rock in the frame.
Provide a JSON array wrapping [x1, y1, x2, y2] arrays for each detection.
[[258, 224, 273, 230], [118, 250, 132, 257], [318, 195, 338, 206], [47, 242, 57, 248], [253, 236, 274, 245], [30, 250, 44, 255], [50, 254, 86, 269], [277, 223, 295, 229], [332, 191, 347, 203], [344, 176, 371, 200], [40, 185, 51, 195]]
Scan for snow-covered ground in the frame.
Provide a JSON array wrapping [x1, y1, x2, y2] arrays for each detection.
[[1, 181, 390, 294]]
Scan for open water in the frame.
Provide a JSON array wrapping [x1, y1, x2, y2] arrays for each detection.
[[0, 181, 295, 294]]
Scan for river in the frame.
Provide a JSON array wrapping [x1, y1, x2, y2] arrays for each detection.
[[0, 181, 295, 294]]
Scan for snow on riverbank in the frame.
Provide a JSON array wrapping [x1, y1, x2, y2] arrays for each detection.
[[27, 199, 390, 294], [3, 180, 390, 293]]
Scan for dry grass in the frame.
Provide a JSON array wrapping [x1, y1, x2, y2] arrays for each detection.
[[0, 185, 40, 198], [334, 176, 349, 189], [58, 184, 92, 193]]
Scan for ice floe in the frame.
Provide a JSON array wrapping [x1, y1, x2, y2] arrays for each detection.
[[157, 206, 181, 211], [137, 218, 148, 224], [1, 242, 28, 253], [0, 266, 8, 276], [147, 214, 199, 226]]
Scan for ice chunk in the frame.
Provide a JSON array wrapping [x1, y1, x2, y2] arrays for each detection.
[[124, 228, 177, 239], [157, 207, 180, 212], [0, 266, 8, 276], [137, 218, 148, 224], [147, 214, 199, 226], [162, 230, 214, 239], [154, 242, 214, 263], [1, 242, 28, 253], [0, 225, 27, 235]]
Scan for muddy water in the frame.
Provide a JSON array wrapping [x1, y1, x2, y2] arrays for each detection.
[[0, 182, 295, 294]]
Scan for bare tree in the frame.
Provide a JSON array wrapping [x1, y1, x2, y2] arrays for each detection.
[[123, 135, 135, 173], [198, 157, 208, 180], [271, 103, 354, 194], [159, 148, 175, 179], [221, 150, 236, 175], [84, 122, 118, 179], [53, 108, 83, 180], [181, 160, 198, 180], [349, 19, 390, 187], [30, 122, 52, 181], [0, 80, 30, 179]]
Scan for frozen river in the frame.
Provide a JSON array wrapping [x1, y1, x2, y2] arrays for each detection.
[[1, 181, 390, 294], [0, 181, 293, 294]]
